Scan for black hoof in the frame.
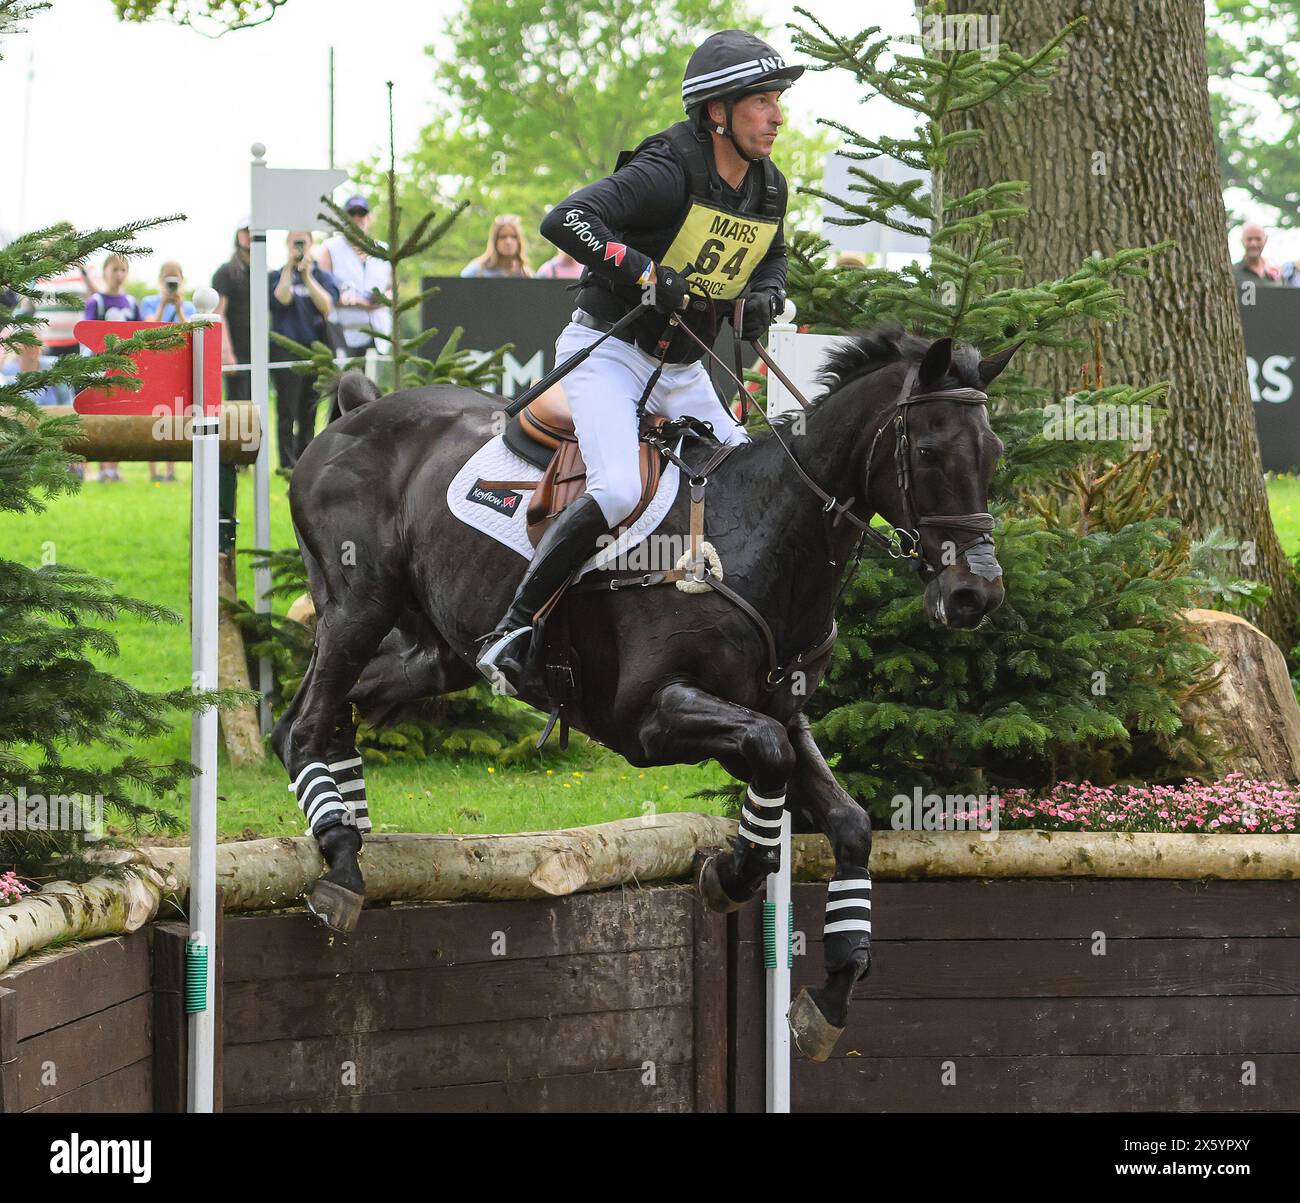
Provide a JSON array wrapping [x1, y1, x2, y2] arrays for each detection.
[[307, 822, 365, 932], [697, 853, 746, 913], [306, 877, 364, 933], [788, 987, 845, 1062]]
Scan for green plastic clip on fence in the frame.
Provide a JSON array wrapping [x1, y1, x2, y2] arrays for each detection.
[[185, 941, 209, 1015], [762, 901, 794, 969]]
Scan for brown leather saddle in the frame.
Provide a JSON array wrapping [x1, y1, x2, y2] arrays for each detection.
[[490, 384, 666, 546]]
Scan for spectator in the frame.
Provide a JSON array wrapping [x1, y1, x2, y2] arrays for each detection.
[[461, 214, 531, 277], [269, 231, 339, 468], [141, 260, 197, 323], [319, 194, 393, 362], [213, 218, 252, 401], [534, 248, 584, 279], [140, 261, 197, 483], [1233, 223, 1289, 288], [834, 250, 868, 268], [83, 253, 141, 482], [1, 338, 75, 407]]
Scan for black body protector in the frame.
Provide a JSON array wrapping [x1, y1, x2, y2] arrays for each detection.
[[574, 120, 788, 364]]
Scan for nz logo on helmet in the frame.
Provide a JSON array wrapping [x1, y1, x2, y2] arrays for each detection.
[[758, 56, 786, 72]]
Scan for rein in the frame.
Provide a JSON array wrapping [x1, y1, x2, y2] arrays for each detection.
[[572, 312, 1000, 689], [673, 307, 996, 579]]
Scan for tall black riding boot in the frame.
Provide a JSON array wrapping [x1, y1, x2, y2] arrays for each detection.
[[475, 493, 609, 695]]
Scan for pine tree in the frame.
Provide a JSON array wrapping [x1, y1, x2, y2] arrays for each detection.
[[782, 4, 1247, 816], [0, 218, 241, 885]]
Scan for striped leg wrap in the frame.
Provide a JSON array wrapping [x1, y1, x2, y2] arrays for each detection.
[[739, 785, 785, 849], [289, 760, 349, 835], [823, 873, 871, 939], [329, 755, 372, 835]]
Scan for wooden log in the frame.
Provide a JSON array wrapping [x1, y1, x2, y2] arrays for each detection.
[[217, 553, 265, 766], [0, 859, 164, 976], [135, 824, 1300, 917], [1182, 608, 1300, 783], [10, 403, 260, 463], [4, 819, 1296, 979], [793, 829, 1300, 882], [140, 813, 738, 912]]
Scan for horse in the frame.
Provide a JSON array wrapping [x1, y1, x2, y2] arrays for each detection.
[[273, 323, 1016, 1060]]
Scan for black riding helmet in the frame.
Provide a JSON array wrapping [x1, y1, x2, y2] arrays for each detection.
[[682, 30, 804, 163]]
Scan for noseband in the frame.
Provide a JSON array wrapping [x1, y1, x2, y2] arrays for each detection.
[[859, 372, 998, 580]]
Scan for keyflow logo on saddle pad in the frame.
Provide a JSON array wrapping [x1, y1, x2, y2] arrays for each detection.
[[467, 480, 524, 516]]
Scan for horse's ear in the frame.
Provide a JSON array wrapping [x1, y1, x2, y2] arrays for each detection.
[[978, 340, 1025, 386], [918, 337, 954, 390]]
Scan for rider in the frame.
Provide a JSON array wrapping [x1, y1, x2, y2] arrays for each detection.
[[476, 29, 803, 693]]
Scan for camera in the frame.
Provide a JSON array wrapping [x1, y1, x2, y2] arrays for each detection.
[[164, 276, 181, 294]]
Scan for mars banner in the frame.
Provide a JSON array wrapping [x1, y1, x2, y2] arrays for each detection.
[[1242, 287, 1300, 471]]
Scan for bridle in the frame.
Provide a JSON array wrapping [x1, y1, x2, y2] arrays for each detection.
[[671, 307, 999, 582], [857, 372, 998, 581]]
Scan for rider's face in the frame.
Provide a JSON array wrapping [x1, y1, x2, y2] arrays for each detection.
[[731, 91, 783, 158]]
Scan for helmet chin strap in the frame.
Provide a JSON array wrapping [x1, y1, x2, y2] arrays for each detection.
[[711, 97, 757, 163]]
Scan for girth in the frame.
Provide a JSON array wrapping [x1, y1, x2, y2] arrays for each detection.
[[568, 435, 839, 691]]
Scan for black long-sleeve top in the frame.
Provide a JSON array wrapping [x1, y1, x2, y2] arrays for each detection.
[[539, 140, 788, 344]]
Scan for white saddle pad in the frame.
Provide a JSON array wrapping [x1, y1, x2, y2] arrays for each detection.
[[445, 432, 681, 576]]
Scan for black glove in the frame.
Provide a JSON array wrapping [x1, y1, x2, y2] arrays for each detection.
[[737, 289, 783, 340], [647, 265, 691, 316]]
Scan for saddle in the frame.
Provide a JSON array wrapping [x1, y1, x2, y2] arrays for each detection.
[[497, 384, 666, 547], [486, 382, 728, 750]]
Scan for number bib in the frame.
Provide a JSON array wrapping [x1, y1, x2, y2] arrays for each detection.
[[659, 198, 779, 301]]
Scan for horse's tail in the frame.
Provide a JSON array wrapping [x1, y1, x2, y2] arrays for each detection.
[[330, 369, 383, 414]]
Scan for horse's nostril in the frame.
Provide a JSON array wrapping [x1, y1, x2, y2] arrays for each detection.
[[950, 587, 982, 614]]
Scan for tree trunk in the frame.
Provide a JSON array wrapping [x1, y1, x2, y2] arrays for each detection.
[[943, 0, 1297, 643]]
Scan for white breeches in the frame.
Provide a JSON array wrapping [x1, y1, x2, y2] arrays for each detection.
[[555, 318, 751, 527]]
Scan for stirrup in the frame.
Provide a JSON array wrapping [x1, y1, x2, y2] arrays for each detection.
[[475, 626, 530, 695]]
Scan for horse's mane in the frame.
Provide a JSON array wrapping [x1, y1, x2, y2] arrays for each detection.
[[812, 321, 984, 401]]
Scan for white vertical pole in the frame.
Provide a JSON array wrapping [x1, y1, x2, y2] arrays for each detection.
[[188, 290, 221, 1113], [249, 142, 273, 735], [766, 300, 801, 420], [765, 810, 792, 1113]]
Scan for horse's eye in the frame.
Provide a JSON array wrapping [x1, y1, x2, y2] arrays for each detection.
[[917, 446, 937, 459]]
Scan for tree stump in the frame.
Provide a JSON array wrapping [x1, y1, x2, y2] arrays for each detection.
[[1183, 609, 1300, 783], [286, 592, 316, 627], [217, 553, 265, 766]]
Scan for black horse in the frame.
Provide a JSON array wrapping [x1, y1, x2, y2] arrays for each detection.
[[273, 324, 1016, 1059]]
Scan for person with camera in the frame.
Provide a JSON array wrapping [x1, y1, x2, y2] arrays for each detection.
[[269, 231, 339, 468]]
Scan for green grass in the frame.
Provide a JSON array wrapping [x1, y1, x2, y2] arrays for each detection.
[[1267, 475, 1300, 557], [0, 456, 730, 840]]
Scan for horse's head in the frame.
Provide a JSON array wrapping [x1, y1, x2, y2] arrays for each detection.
[[819, 326, 1018, 628]]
